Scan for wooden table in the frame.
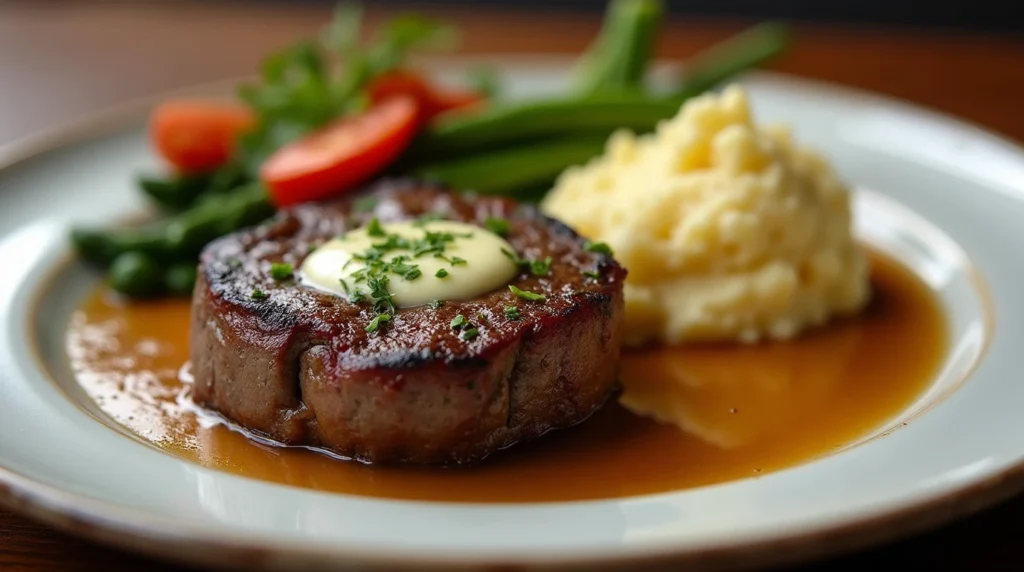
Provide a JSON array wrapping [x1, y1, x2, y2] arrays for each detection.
[[1, 2, 1023, 570]]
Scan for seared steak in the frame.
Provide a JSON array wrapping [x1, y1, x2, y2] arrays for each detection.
[[189, 179, 626, 465]]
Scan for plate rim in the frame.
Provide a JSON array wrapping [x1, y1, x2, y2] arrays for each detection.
[[1, 61, 1022, 571]]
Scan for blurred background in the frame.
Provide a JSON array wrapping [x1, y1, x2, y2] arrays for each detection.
[[0, 1, 1022, 147]]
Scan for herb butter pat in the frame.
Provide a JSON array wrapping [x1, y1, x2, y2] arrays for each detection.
[[300, 220, 519, 308], [542, 85, 870, 345]]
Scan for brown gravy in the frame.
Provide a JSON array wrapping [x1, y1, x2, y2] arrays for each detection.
[[65, 252, 947, 503]]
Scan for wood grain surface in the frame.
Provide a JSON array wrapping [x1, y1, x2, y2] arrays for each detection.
[[1, 1, 1023, 570]]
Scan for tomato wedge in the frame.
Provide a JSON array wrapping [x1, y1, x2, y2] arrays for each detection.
[[260, 95, 419, 208], [149, 100, 253, 174], [368, 70, 484, 124]]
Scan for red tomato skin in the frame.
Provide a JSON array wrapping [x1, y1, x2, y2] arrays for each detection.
[[149, 100, 253, 174], [260, 96, 420, 208]]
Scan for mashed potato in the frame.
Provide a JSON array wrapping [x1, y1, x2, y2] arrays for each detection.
[[542, 85, 870, 346]]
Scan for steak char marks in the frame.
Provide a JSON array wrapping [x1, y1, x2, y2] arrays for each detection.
[[190, 179, 626, 465]]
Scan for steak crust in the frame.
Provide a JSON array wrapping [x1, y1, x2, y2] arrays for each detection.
[[189, 179, 626, 465]]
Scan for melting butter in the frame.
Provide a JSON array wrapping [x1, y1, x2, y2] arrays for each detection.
[[300, 220, 519, 307]]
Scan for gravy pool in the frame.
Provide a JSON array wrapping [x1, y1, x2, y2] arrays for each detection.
[[65, 251, 946, 503]]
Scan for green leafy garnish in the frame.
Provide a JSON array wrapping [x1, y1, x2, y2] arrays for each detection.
[[460, 327, 479, 341], [365, 312, 391, 332], [502, 248, 549, 276], [251, 288, 269, 301], [233, 3, 456, 176], [484, 216, 510, 236], [509, 284, 546, 302], [450, 314, 467, 329], [504, 305, 521, 320], [269, 262, 294, 281], [529, 257, 551, 277], [583, 269, 601, 279], [435, 268, 449, 278], [427, 299, 444, 309], [584, 241, 614, 256], [366, 217, 386, 237], [450, 256, 467, 266]]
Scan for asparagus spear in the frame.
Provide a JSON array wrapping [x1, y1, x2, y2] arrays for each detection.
[[572, 0, 665, 93]]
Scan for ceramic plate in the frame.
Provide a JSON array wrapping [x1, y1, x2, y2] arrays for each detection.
[[1, 59, 1022, 571]]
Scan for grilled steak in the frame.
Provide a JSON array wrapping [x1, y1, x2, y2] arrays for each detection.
[[189, 179, 626, 465]]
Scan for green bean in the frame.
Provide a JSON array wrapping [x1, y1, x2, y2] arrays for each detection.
[[137, 163, 249, 213], [410, 93, 683, 162], [71, 221, 173, 267], [676, 22, 791, 98], [413, 135, 608, 196], [109, 252, 164, 298], [572, 0, 664, 93], [71, 183, 274, 272]]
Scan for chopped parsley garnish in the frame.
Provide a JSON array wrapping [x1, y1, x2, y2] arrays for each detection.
[[353, 196, 378, 213], [366, 217, 386, 237], [584, 241, 614, 256], [475, 312, 488, 323], [460, 327, 479, 341], [250, 288, 268, 301], [504, 305, 521, 320], [339, 278, 350, 294], [450, 314, 467, 329], [427, 299, 444, 309], [269, 262, 294, 281], [501, 248, 550, 276], [583, 270, 601, 279], [529, 257, 551, 277], [484, 217, 510, 236], [365, 313, 391, 333], [342, 220, 477, 329], [509, 284, 546, 302]]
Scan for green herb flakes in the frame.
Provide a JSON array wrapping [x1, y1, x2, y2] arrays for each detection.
[[435, 268, 449, 278], [460, 327, 479, 341], [484, 217, 510, 236], [504, 305, 521, 320], [366, 217, 386, 237], [269, 262, 294, 281], [584, 241, 614, 256], [365, 313, 391, 332], [250, 288, 269, 301], [427, 299, 444, 309], [450, 314, 467, 329], [509, 284, 546, 302], [583, 270, 601, 279]]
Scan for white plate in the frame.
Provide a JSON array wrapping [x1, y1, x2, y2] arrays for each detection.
[[1, 59, 1022, 571]]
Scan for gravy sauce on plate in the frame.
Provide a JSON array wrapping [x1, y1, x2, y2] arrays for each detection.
[[65, 251, 946, 502]]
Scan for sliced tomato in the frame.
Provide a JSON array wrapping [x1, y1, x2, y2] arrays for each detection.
[[260, 95, 419, 208], [149, 100, 253, 174], [368, 70, 485, 124]]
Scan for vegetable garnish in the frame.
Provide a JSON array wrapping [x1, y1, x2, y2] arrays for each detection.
[[435, 268, 449, 278], [365, 312, 392, 332], [261, 95, 420, 208], [501, 248, 550, 276], [450, 314, 467, 329], [428, 299, 444, 309], [584, 241, 615, 256], [509, 284, 546, 302], [149, 100, 254, 174], [484, 216, 510, 236], [460, 327, 480, 341], [367, 217, 387, 237], [269, 262, 294, 281], [583, 269, 601, 279], [504, 305, 521, 320], [250, 288, 269, 301]]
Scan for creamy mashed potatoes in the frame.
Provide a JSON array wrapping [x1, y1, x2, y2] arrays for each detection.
[[542, 85, 869, 346]]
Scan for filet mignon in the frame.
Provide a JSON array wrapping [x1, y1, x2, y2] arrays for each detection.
[[189, 179, 626, 465]]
